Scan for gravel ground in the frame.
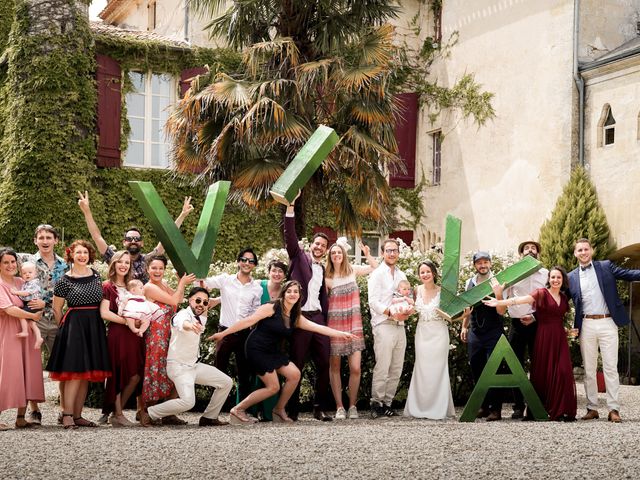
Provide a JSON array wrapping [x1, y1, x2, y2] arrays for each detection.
[[1, 379, 639, 479]]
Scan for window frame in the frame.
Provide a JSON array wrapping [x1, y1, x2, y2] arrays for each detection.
[[123, 70, 176, 170], [431, 130, 442, 186]]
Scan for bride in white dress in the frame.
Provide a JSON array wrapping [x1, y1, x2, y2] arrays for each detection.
[[404, 261, 455, 419]]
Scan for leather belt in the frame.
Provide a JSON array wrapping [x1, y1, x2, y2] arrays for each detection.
[[584, 314, 610, 319]]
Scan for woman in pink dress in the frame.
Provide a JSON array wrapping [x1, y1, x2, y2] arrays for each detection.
[[483, 266, 577, 421], [0, 248, 45, 430], [325, 240, 377, 420], [140, 255, 194, 426]]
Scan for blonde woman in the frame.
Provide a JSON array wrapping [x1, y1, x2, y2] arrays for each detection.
[[325, 239, 378, 419]]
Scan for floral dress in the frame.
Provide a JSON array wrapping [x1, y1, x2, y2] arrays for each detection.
[[141, 299, 176, 403]]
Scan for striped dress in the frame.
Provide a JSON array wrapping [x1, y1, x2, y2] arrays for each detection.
[[327, 273, 365, 356]]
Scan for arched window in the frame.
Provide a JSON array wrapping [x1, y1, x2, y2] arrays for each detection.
[[597, 104, 615, 147]]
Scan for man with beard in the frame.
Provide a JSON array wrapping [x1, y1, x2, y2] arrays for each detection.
[[77, 191, 193, 283], [282, 196, 332, 421], [147, 287, 232, 426], [503, 241, 548, 419], [460, 251, 507, 421]]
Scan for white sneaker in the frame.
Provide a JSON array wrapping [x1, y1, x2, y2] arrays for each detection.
[[335, 407, 347, 420], [348, 406, 359, 419]]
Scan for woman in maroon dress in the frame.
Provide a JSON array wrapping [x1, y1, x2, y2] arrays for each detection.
[[0, 248, 45, 430], [100, 250, 142, 427], [484, 266, 577, 421]]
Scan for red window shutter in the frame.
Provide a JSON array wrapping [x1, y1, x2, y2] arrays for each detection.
[[389, 92, 418, 188], [180, 67, 207, 98], [389, 230, 413, 247], [95, 54, 122, 168], [312, 226, 337, 246]]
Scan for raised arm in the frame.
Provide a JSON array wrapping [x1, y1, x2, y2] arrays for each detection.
[[144, 273, 196, 307], [353, 242, 379, 276], [209, 303, 275, 341], [284, 204, 302, 259], [77, 190, 109, 256], [154, 196, 194, 255]]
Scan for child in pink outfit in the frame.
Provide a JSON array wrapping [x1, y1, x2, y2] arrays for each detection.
[[118, 280, 164, 337]]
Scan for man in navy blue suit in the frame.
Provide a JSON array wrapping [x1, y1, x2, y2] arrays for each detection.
[[568, 238, 640, 423]]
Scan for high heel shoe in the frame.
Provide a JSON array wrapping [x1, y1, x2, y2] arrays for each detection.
[[229, 407, 253, 426], [272, 410, 294, 423]]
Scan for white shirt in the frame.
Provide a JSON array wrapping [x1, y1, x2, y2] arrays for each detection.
[[302, 262, 323, 312], [505, 267, 549, 318], [203, 273, 262, 328], [579, 264, 610, 316], [167, 307, 207, 366], [368, 262, 407, 328]]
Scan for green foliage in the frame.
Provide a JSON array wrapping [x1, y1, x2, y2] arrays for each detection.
[[539, 166, 615, 270], [0, 0, 97, 250], [389, 175, 427, 231], [0, 0, 14, 54]]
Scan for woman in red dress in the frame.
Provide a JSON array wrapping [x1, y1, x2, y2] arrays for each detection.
[[140, 255, 194, 426], [484, 266, 577, 421], [100, 250, 143, 427]]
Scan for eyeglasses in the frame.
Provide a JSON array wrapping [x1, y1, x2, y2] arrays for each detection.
[[239, 257, 257, 265], [384, 249, 399, 254], [193, 298, 209, 306], [124, 236, 142, 242]]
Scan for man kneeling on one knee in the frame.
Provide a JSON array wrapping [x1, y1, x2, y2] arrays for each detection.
[[148, 287, 232, 426]]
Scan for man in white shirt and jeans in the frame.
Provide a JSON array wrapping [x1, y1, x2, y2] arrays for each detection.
[[368, 239, 411, 418], [147, 287, 232, 426], [203, 248, 263, 403]]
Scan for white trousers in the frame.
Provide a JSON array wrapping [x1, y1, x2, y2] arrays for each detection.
[[148, 362, 233, 420], [371, 323, 406, 406], [579, 318, 620, 411]]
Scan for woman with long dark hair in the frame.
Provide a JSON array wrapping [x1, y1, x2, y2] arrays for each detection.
[[484, 266, 577, 421], [212, 280, 354, 424]]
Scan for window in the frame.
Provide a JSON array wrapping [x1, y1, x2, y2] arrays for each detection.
[[344, 234, 382, 264], [431, 130, 442, 185], [597, 104, 615, 147], [604, 109, 615, 145], [147, 1, 157, 31], [124, 72, 174, 169]]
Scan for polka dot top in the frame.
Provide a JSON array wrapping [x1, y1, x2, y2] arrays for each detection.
[[53, 269, 103, 307]]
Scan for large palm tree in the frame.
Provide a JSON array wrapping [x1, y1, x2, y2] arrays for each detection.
[[166, 1, 406, 235]]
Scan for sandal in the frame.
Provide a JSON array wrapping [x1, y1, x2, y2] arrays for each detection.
[[229, 407, 253, 425], [62, 413, 78, 430], [74, 417, 98, 428], [272, 410, 294, 423], [15, 414, 35, 429]]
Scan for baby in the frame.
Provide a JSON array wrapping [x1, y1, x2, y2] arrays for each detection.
[[11, 261, 44, 349], [118, 280, 164, 337], [389, 280, 415, 316]]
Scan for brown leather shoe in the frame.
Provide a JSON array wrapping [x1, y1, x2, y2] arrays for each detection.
[[199, 417, 229, 427], [486, 410, 502, 422], [581, 409, 599, 420], [476, 408, 490, 419], [607, 410, 622, 423]]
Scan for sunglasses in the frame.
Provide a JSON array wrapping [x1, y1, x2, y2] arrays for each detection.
[[193, 298, 209, 306], [124, 236, 142, 242], [239, 257, 257, 265]]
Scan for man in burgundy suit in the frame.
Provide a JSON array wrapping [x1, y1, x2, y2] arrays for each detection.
[[284, 197, 332, 421]]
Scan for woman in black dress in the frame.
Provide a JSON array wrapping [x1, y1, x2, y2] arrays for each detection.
[[212, 280, 354, 424], [46, 240, 111, 429]]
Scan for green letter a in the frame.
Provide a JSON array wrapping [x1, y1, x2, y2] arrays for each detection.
[[459, 335, 548, 422]]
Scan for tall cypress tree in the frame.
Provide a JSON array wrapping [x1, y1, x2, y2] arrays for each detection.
[[539, 166, 615, 270]]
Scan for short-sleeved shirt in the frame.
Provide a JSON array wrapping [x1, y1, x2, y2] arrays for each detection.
[[103, 246, 159, 284], [18, 279, 42, 302]]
